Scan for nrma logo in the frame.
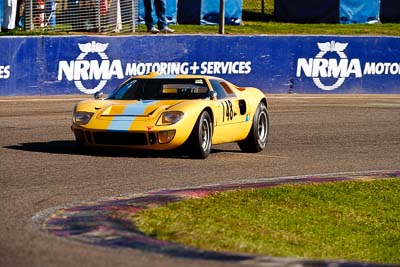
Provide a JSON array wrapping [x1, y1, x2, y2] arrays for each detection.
[[58, 41, 124, 94], [296, 41, 362, 91]]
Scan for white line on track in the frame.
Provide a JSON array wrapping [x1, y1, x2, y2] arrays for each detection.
[[1, 94, 399, 102], [0, 98, 88, 102], [220, 152, 290, 159], [268, 94, 400, 99]]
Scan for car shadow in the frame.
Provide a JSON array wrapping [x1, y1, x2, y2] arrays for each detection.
[[4, 141, 174, 158], [211, 148, 247, 154], [3, 141, 234, 159], [4, 141, 80, 155]]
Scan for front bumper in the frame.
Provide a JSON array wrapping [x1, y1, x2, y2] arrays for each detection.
[[72, 126, 182, 151]]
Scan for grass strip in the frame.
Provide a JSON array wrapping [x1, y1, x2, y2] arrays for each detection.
[[134, 179, 400, 264], [151, 22, 400, 36]]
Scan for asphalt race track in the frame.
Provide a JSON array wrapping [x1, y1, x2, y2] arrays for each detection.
[[1, 94, 399, 267]]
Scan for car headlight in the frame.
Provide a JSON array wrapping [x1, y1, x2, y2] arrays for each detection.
[[158, 130, 176, 144], [156, 111, 184, 126], [73, 112, 94, 125]]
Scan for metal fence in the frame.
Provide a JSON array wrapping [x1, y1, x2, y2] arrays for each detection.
[[22, 0, 271, 33], [24, 0, 138, 32], [242, 0, 274, 20]]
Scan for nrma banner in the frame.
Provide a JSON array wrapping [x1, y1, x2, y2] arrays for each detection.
[[293, 37, 400, 94], [0, 35, 399, 95]]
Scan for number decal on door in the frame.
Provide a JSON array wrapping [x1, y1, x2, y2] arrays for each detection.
[[222, 100, 235, 122]]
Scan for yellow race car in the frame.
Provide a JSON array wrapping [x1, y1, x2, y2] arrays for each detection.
[[72, 73, 269, 158]]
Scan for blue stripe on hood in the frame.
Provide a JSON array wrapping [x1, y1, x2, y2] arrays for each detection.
[[107, 100, 158, 131]]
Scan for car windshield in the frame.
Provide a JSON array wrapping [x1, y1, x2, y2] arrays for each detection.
[[107, 78, 211, 100]]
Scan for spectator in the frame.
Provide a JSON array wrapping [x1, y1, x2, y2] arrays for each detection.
[[45, 0, 56, 27], [33, 0, 45, 27], [109, 0, 122, 32], [2, 0, 17, 31], [15, 0, 24, 28], [143, 0, 174, 33]]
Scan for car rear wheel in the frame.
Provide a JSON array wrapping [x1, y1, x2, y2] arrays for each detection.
[[188, 111, 213, 159], [238, 102, 269, 153]]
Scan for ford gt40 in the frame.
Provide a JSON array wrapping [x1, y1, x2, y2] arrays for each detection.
[[72, 73, 269, 158]]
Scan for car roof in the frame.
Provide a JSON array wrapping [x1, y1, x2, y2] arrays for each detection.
[[133, 72, 224, 81]]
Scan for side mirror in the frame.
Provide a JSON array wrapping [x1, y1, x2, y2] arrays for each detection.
[[208, 91, 217, 100], [94, 91, 104, 100]]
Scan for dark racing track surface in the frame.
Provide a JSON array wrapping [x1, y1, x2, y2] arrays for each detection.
[[1, 95, 399, 267]]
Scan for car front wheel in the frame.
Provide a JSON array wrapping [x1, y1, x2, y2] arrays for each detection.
[[188, 111, 213, 159]]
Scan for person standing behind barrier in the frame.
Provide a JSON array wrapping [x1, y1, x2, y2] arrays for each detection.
[[2, 0, 17, 31], [15, 0, 24, 28], [143, 0, 174, 33]]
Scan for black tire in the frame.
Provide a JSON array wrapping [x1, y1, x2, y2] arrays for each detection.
[[238, 102, 269, 153], [187, 111, 213, 159]]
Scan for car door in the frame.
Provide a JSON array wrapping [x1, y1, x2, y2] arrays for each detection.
[[209, 79, 247, 125], [209, 79, 249, 143]]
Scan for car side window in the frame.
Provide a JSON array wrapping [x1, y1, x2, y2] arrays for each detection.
[[209, 79, 235, 99]]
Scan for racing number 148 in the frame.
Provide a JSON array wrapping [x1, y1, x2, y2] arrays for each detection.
[[222, 100, 234, 122]]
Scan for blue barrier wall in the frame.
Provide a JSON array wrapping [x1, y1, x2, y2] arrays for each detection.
[[0, 35, 399, 95]]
